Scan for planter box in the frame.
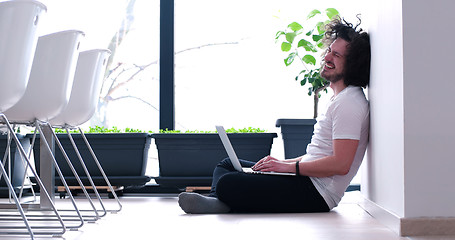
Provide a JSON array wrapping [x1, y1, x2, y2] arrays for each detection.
[[31, 133, 152, 187], [0, 134, 31, 195], [276, 119, 316, 159], [151, 132, 278, 188]]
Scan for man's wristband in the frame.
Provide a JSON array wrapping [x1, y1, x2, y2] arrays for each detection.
[[295, 161, 300, 176]]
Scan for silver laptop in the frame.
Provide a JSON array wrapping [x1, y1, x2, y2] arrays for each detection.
[[216, 125, 295, 176]]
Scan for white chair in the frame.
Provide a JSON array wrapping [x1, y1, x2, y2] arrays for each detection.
[[50, 49, 122, 213], [0, 1, 65, 239], [4, 30, 83, 122], [0, 0, 45, 112], [4, 30, 107, 228], [50, 49, 111, 127], [3, 30, 82, 203]]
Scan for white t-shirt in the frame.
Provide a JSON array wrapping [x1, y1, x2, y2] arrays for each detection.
[[301, 86, 369, 209]]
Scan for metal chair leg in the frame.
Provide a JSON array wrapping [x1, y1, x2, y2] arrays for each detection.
[[62, 126, 107, 217], [17, 129, 38, 203], [78, 127, 123, 212], [34, 122, 87, 227], [0, 131, 12, 194], [45, 123, 102, 220], [0, 114, 66, 238], [0, 158, 34, 239]]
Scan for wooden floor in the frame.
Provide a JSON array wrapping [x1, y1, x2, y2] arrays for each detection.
[[1, 191, 455, 240]]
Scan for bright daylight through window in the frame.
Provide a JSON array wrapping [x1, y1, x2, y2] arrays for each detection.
[[39, 0, 365, 134]]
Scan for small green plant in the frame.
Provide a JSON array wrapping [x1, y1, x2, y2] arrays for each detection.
[[54, 126, 152, 134], [159, 127, 266, 134], [275, 8, 340, 118], [55, 126, 267, 134], [224, 127, 266, 133], [159, 129, 214, 133], [54, 128, 79, 133], [87, 126, 121, 133]]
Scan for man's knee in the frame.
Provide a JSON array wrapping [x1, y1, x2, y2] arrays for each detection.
[[217, 157, 234, 169]]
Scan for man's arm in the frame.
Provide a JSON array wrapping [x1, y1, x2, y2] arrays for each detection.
[[298, 139, 359, 177], [252, 139, 359, 177]]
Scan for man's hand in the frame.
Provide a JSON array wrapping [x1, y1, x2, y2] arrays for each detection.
[[252, 155, 295, 173]]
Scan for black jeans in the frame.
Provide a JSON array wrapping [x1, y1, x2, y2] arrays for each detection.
[[209, 158, 330, 213]]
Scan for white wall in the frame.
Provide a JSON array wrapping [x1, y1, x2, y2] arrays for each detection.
[[364, 0, 455, 219], [363, 0, 405, 218]]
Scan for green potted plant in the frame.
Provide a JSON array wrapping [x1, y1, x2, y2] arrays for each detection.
[[275, 8, 339, 159], [30, 126, 152, 187], [151, 127, 277, 188]]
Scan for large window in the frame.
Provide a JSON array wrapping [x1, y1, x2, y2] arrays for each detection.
[[39, 0, 366, 135], [39, 0, 160, 131], [174, 0, 367, 134], [174, 0, 315, 132]]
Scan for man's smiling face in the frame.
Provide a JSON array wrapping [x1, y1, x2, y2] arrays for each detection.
[[320, 38, 348, 83]]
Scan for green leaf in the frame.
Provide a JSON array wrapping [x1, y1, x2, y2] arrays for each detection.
[[300, 78, 307, 86], [307, 9, 321, 19], [285, 32, 297, 43], [312, 34, 324, 42], [306, 29, 314, 36], [297, 39, 317, 52], [326, 8, 339, 20], [284, 52, 296, 66], [288, 22, 303, 32], [275, 31, 285, 40], [316, 22, 325, 35], [298, 69, 306, 76], [281, 42, 292, 52], [302, 54, 316, 65]]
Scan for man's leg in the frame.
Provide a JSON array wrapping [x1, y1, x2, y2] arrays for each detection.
[[209, 158, 256, 197], [178, 158, 256, 214], [216, 173, 330, 213], [178, 192, 230, 214]]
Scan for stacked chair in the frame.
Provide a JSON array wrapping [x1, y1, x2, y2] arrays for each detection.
[[0, 0, 121, 239], [4, 29, 91, 229], [49, 49, 123, 213], [0, 1, 65, 239]]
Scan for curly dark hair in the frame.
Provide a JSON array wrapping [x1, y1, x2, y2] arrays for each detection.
[[323, 16, 371, 88]]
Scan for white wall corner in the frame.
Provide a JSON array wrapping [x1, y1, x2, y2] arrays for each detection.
[[357, 194, 402, 235]]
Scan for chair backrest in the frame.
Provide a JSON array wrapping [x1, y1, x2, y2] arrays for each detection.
[[49, 49, 111, 127], [0, 0, 47, 112], [4, 30, 84, 123]]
